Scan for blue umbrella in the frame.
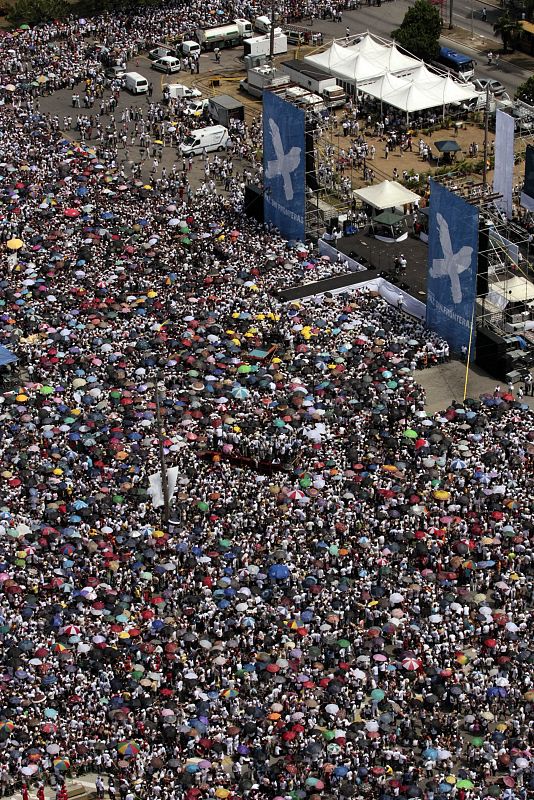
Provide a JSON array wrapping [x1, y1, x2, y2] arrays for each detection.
[[268, 564, 290, 580], [231, 385, 249, 399]]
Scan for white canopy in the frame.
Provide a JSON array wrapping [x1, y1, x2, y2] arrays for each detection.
[[305, 32, 479, 114], [353, 180, 421, 210], [305, 33, 420, 85]]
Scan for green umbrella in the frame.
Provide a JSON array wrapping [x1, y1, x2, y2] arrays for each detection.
[[219, 538, 232, 549], [140, 571, 153, 580], [237, 365, 252, 374], [299, 476, 312, 488], [337, 639, 350, 648], [39, 385, 54, 395], [322, 730, 335, 741], [387, 380, 398, 389], [19, 23, 30, 29], [471, 736, 484, 747], [457, 780, 474, 789], [197, 501, 209, 512], [329, 544, 339, 556], [112, 494, 124, 504], [371, 688, 385, 701], [403, 429, 418, 438]]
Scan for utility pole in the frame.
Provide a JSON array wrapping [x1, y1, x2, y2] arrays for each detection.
[[269, 0, 276, 60], [448, 0, 453, 29], [154, 371, 170, 527], [482, 84, 490, 188]]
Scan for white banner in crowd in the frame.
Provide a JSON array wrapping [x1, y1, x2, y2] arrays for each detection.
[[147, 465, 180, 509], [493, 109, 515, 219]]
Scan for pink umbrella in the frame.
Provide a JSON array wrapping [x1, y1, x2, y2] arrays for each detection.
[[402, 657, 422, 671]]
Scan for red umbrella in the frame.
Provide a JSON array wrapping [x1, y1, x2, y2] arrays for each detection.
[[64, 208, 80, 218]]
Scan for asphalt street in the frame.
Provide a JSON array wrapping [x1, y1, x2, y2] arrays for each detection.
[[308, 0, 532, 95]]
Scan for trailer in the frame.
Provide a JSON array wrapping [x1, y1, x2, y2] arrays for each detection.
[[243, 33, 288, 58], [240, 65, 290, 98], [207, 95, 245, 127], [282, 59, 347, 107], [196, 19, 253, 50]]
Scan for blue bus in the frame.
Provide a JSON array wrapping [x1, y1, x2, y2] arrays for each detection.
[[438, 47, 475, 80]]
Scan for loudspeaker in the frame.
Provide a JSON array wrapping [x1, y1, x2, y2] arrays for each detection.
[[475, 327, 512, 380], [305, 120, 319, 193], [477, 225, 490, 296], [244, 185, 264, 224]]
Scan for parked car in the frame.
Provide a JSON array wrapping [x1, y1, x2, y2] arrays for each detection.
[[151, 56, 181, 74], [471, 78, 507, 97], [105, 65, 126, 80], [148, 46, 176, 60], [184, 98, 210, 116]]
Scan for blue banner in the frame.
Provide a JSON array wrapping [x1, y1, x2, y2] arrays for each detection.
[[263, 91, 305, 242], [426, 180, 478, 353]]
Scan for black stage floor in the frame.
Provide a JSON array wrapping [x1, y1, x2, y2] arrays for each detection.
[[277, 230, 429, 303], [336, 230, 429, 300]]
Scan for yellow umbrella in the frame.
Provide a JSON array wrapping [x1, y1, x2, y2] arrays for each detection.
[[7, 238, 24, 250], [433, 490, 450, 500], [16, 394, 28, 402], [215, 790, 230, 799], [37, 75, 47, 83]]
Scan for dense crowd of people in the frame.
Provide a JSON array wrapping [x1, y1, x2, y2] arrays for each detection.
[[0, 7, 533, 800]]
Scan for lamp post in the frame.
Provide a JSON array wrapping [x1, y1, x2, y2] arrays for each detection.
[[154, 371, 170, 526]]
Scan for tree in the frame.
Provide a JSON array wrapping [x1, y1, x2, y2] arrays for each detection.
[[516, 74, 534, 104], [493, 13, 522, 52], [7, 0, 69, 25], [392, 0, 442, 62]]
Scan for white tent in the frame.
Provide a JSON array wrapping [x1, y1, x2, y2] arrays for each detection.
[[304, 32, 478, 114], [353, 180, 421, 211], [305, 33, 420, 85]]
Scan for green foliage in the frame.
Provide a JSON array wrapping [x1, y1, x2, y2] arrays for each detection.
[[7, 0, 69, 25], [7, 0, 161, 25], [392, 0, 442, 62], [516, 74, 534, 104], [493, 13, 522, 51]]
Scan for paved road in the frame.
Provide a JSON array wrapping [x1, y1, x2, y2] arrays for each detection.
[[309, 0, 531, 95]]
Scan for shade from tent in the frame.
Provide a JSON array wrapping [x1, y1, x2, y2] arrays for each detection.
[[353, 180, 420, 211], [0, 346, 17, 367], [434, 140, 462, 153], [373, 211, 406, 226]]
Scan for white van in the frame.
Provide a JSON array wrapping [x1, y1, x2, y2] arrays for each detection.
[[152, 55, 181, 73], [179, 125, 229, 156], [124, 72, 149, 94], [166, 83, 202, 100], [254, 15, 272, 33], [182, 40, 201, 57]]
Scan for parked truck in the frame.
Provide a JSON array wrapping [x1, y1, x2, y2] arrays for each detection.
[[207, 95, 245, 127], [282, 59, 347, 108], [240, 65, 290, 98], [243, 33, 288, 58], [196, 18, 253, 50]]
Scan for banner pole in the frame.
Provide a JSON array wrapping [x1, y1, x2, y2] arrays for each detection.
[[463, 302, 476, 401]]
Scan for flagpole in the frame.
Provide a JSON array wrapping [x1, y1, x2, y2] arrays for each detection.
[[463, 302, 476, 401], [155, 371, 170, 526]]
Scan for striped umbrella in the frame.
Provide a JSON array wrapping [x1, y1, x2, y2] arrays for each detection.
[[117, 741, 140, 757], [0, 721, 14, 735]]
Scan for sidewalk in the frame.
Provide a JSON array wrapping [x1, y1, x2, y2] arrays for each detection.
[[415, 358, 534, 414], [12, 775, 98, 800], [444, 23, 534, 71]]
